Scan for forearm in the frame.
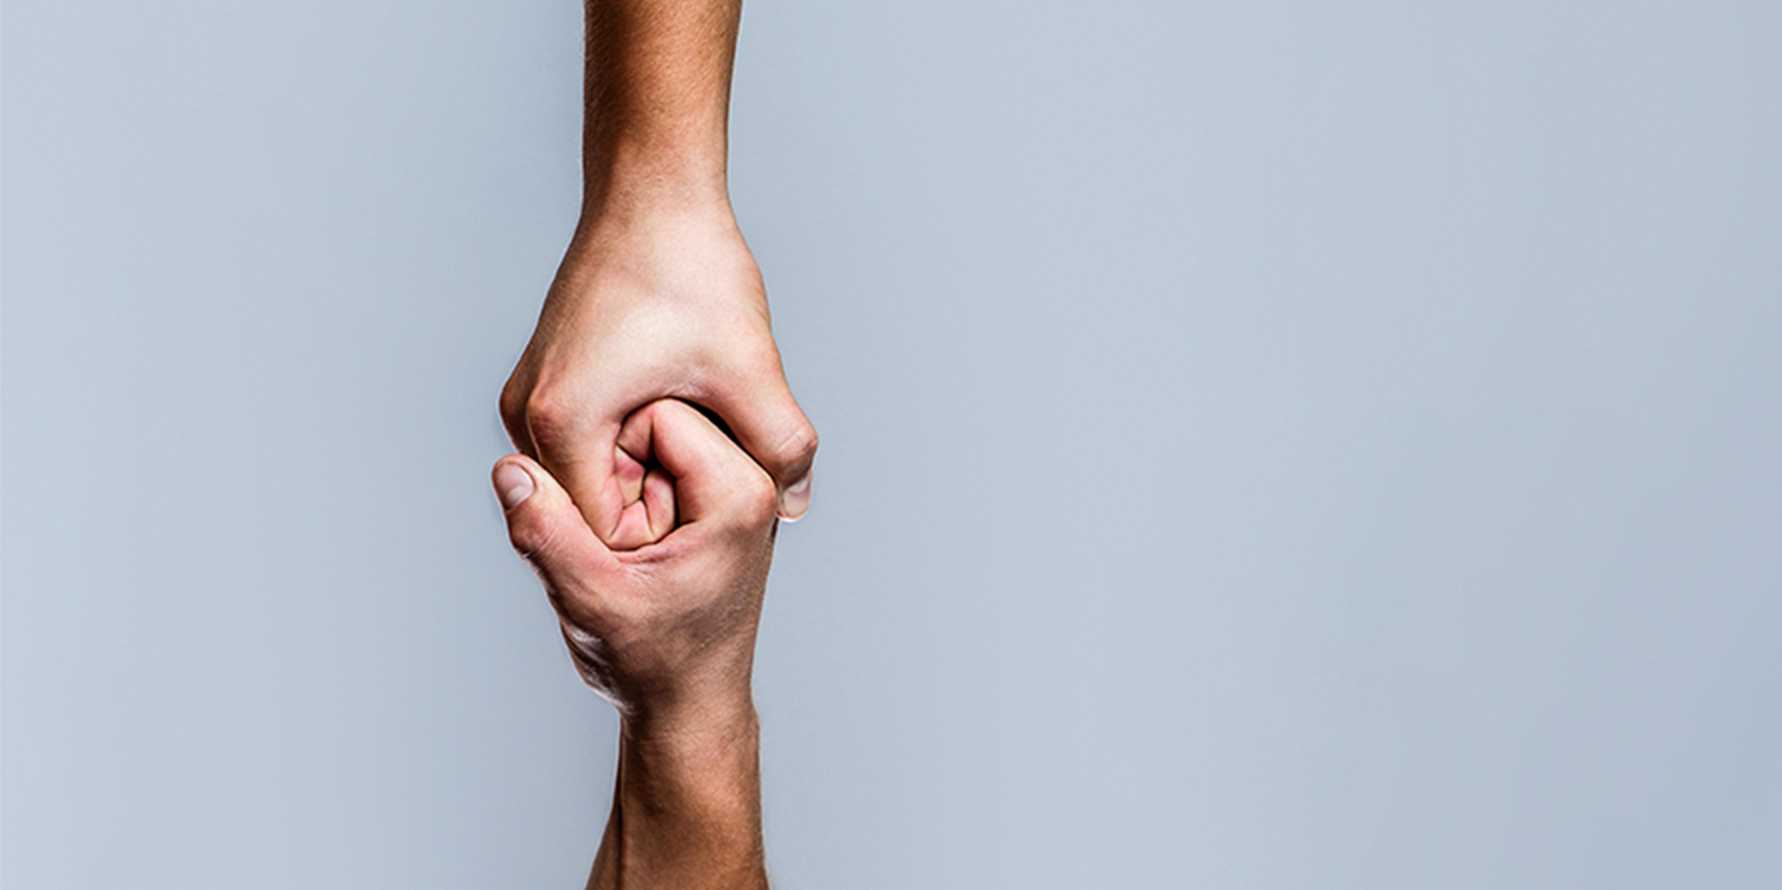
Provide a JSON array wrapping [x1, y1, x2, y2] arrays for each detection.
[[582, 0, 742, 217], [505, 0, 815, 534], [589, 704, 768, 890]]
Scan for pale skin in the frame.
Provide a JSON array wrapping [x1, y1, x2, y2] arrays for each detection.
[[496, 0, 798, 885], [500, 0, 818, 544], [495, 399, 777, 890]]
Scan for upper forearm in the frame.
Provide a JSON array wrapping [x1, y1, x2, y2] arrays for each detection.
[[582, 0, 743, 216]]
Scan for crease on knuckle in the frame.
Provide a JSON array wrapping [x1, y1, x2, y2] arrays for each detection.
[[523, 388, 574, 456], [769, 420, 818, 480], [783, 421, 819, 464], [510, 510, 560, 563]]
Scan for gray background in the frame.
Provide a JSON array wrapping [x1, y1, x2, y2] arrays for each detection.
[[4, 0, 1779, 886]]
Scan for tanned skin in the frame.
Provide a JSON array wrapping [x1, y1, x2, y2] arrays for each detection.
[[496, 400, 778, 890], [497, 2, 804, 886]]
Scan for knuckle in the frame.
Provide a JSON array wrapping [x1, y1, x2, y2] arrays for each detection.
[[765, 417, 818, 481], [782, 419, 819, 464], [739, 468, 780, 526], [507, 509, 556, 562], [522, 387, 575, 454]]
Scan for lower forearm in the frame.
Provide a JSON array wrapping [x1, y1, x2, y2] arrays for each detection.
[[589, 706, 768, 890], [582, 0, 741, 217]]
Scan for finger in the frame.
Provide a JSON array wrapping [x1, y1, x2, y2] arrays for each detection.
[[501, 354, 624, 537], [614, 440, 648, 506], [628, 399, 777, 531], [604, 443, 677, 551], [641, 466, 676, 538], [491, 455, 614, 615], [699, 364, 818, 520], [521, 389, 629, 544]]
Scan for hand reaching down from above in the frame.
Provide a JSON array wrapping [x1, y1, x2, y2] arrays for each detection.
[[497, 4, 790, 886], [500, 208, 818, 550]]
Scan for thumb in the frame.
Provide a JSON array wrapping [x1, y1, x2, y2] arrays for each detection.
[[492, 455, 611, 596]]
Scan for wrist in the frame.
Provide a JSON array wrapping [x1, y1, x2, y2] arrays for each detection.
[[599, 700, 764, 890], [556, 200, 760, 302], [624, 695, 757, 770], [572, 191, 743, 252], [582, 143, 733, 225], [623, 678, 758, 751]]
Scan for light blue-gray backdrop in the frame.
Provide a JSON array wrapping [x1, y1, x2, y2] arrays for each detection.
[[5, 0, 1779, 887]]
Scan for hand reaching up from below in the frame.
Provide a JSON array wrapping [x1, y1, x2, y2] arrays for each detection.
[[495, 398, 777, 889], [494, 397, 778, 726]]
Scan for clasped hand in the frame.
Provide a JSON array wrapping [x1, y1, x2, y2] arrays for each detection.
[[499, 208, 817, 541], [494, 399, 775, 723]]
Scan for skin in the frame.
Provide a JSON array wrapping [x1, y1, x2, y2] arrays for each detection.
[[501, 0, 818, 548], [496, 4, 799, 883], [495, 399, 777, 890]]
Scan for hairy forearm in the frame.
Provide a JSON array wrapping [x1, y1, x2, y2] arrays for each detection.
[[589, 705, 768, 890], [582, 0, 742, 216]]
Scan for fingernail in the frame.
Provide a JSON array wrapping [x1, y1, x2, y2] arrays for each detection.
[[495, 462, 535, 510], [777, 469, 813, 521]]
